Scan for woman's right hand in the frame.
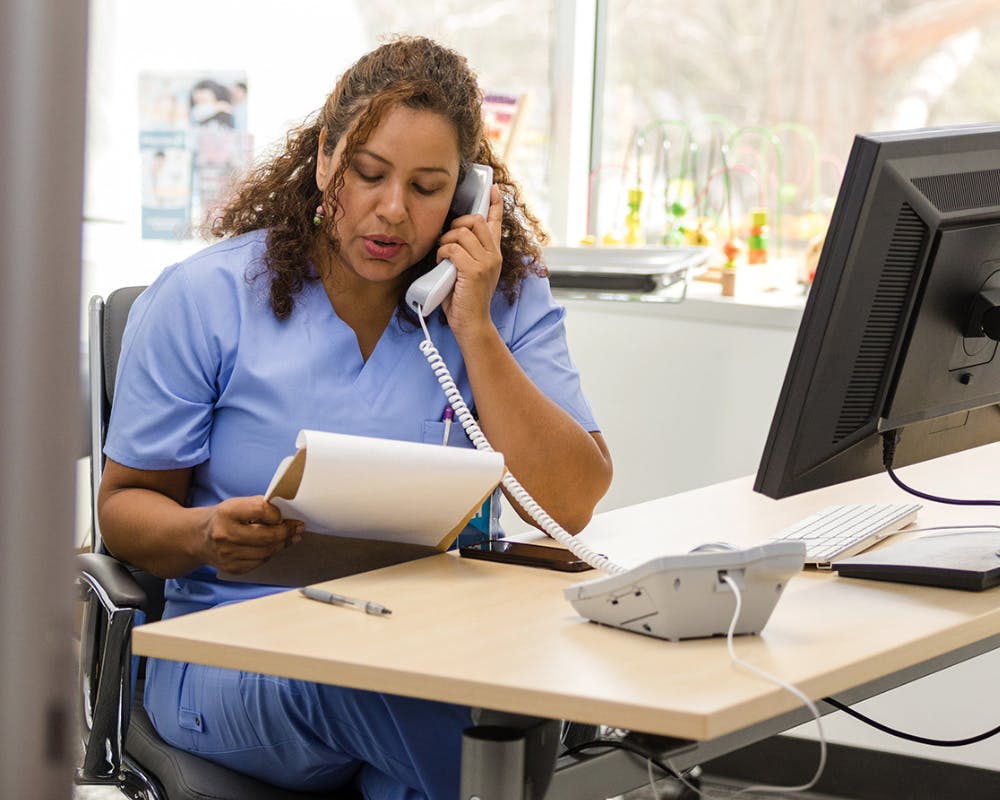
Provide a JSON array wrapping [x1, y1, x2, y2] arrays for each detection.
[[198, 495, 304, 575]]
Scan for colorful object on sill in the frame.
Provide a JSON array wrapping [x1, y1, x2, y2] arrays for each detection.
[[583, 161, 628, 250], [624, 187, 645, 245], [721, 266, 738, 297], [684, 219, 714, 247], [601, 231, 622, 246], [721, 238, 741, 297], [804, 231, 825, 284], [793, 210, 829, 242], [727, 125, 785, 257], [661, 199, 688, 245], [748, 208, 768, 264]]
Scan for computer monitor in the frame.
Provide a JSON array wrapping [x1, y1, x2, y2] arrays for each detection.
[[755, 123, 1000, 499]]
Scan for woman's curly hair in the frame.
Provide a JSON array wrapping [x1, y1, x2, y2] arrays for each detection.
[[210, 35, 548, 320]]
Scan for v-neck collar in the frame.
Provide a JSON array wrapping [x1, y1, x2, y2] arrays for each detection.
[[351, 309, 411, 404], [306, 281, 411, 400]]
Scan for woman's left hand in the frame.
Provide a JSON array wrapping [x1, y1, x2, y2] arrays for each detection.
[[437, 183, 503, 338]]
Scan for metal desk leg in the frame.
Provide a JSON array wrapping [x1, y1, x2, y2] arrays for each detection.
[[460, 725, 526, 800], [460, 717, 561, 800]]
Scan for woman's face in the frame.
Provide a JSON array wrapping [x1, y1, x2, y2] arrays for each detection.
[[316, 105, 461, 289]]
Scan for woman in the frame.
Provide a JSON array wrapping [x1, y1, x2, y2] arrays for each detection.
[[99, 35, 612, 799]]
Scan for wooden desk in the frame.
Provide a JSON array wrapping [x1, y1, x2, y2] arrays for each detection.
[[132, 443, 1000, 793]]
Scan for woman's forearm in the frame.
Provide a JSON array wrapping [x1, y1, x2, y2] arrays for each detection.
[[99, 483, 212, 578], [98, 460, 301, 578], [456, 325, 613, 532]]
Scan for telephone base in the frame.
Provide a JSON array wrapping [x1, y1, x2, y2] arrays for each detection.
[[563, 542, 806, 641]]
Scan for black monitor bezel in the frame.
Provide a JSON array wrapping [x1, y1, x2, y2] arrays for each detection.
[[755, 123, 1000, 499]]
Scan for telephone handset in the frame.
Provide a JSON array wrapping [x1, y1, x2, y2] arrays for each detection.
[[405, 163, 494, 317]]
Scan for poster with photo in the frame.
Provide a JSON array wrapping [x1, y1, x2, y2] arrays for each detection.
[[482, 91, 526, 159], [138, 71, 252, 239], [139, 130, 191, 240]]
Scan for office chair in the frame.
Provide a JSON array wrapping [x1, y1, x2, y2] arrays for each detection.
[[76, 286, 360, 800]]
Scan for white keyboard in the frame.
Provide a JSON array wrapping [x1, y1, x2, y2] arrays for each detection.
[[770, 503, 921, 568]]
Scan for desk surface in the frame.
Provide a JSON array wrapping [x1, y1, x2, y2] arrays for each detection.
[[132, 444, 1000, 741]]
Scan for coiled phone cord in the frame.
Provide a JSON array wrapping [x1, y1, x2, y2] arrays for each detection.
[[416, 313, 624, 575]]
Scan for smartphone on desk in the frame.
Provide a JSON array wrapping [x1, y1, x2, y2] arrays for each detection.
[[459, 539, 594, 572]]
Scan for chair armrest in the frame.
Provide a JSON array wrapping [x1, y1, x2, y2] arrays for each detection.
[[77, 551, 147, 610], [75, 551, 146, 786]]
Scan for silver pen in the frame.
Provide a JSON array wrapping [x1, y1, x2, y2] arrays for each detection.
[[299, 586, 392, 616]]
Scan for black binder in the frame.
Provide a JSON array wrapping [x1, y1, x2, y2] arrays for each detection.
[[833, 529, 1000, 591]]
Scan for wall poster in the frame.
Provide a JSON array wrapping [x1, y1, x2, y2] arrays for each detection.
[[138, 72, 252, 239]]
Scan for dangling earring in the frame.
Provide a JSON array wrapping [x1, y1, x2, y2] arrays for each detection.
[[313, 204, 325, 227]]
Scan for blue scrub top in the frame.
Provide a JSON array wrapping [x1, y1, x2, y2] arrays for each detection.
[[104, 229, 599, 616]]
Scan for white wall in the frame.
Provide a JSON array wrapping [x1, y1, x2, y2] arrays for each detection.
[[562, 294, 799, 512]]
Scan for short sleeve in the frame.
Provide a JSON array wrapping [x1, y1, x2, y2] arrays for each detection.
[[500, 271, 599, 432], [103, 264, 228, 470]]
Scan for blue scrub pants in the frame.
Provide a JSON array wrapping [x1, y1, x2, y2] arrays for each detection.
[[144, 657, 474, 799]]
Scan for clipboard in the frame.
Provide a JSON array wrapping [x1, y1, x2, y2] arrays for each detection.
[[219, 429, 505, 586]]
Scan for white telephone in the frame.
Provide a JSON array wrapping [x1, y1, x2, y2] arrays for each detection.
[[405, 163, 494, 317]]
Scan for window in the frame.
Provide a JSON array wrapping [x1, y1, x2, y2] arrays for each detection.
[[593, 0, 1000, 257], [83, 0, 1000, 309]]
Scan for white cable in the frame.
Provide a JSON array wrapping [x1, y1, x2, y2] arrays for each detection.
[[646, 758, 663, 799], [416, 313, 625, 575], [905, 524, 1000, 535], [658, 576, 827, 799], [717, 575, 827, 798], [661, 760, 710, 799]]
